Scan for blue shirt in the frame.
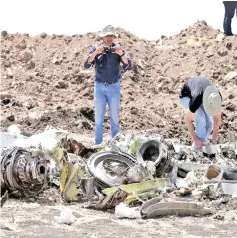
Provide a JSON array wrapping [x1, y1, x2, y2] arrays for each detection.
[[84, 43, 132, 83]]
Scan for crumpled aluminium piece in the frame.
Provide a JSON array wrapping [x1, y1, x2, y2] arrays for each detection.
[[108, 134, 172, 178], [60, 161, 84, 201], [0, 147, 47, 196], [126, 161, 156, 183], [108, 132, 163, 156], [102, 178, 170, 205], [141, 197, 212, 218], [95, 188, 128, 210], [109, 133, 134, 153]]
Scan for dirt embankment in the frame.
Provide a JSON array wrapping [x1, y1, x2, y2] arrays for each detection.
[[1, 21, 237, 144]]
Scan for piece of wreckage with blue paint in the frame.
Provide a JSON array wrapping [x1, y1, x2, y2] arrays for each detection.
[[1, 125, 237, 219]]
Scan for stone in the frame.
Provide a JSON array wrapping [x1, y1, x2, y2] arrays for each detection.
[[225, 71, 237, 81], [81, 88, 90, 96], [1, 31, 8, 37], [226, 102, 236, 111], [26, 61, 35, 70], [213, 214, 224, 220], [22, 52, 33, 62], [55, 81, 69, 89], [63, 73, 70, 80], [52, 57, 63, 64], [6, 69, 13, 78], [3, 61, 11, 68], [40, 32, 47, 38], [217, 49, 228, 57], [225, 41, 232, 49], [80, 107, 95, 121], [7, 115, 15, 122], [51, 34, 56, 39]]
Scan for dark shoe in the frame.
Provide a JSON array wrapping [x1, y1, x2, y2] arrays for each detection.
[[225, 32, 234, 36]]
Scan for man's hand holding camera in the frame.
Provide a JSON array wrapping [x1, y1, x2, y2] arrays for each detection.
[[88, 45, 128, 64], [112, 45, 123, 56], [95, 46, 104, 55], [95, 45, 123, 56], [112, 45, 128, 64], [87, 46, 103, 63]]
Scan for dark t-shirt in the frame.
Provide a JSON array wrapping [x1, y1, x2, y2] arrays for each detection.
[[179, 76, 216, 113]]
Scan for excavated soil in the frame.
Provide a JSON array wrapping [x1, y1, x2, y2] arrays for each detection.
[[1, 21, 237, 237], [1, 21, 237, 144]]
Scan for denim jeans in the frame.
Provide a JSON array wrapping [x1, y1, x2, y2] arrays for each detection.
[[180, 97, 213, 144], [223, 1, 237, 35], [94, 81, 120, 145]]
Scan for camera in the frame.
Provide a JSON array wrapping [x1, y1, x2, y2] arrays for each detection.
[[103, 46, 116, 53]]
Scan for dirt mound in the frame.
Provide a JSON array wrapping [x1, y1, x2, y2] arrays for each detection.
[[1, 21, 237, 144], [179, 20, 220, 39]]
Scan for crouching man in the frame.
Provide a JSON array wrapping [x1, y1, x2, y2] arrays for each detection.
[[179, 76, 222, 150], [84, 25, 132, 145]]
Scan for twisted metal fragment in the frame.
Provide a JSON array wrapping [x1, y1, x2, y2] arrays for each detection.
[[1, 147, 47, 197]]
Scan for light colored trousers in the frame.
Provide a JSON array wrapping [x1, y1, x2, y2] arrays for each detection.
[[94, 81, 120, 145], [180, 97, 213, 145]]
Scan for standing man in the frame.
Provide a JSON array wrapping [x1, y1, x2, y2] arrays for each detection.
[[84, 25, 132, 145], [179, 76, 222, 150], [223, 1, 237, 36]]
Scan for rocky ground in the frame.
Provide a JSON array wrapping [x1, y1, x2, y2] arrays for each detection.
[[1, 199, 237, 238], [1, 21, 237, 144], [1, 21, 237, 237]]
